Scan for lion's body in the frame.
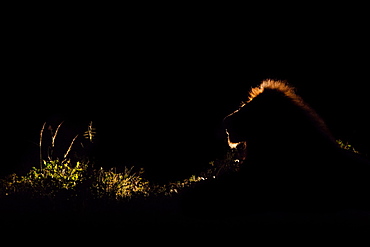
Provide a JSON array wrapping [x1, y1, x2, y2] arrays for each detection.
[[184, 80, 370, 216]]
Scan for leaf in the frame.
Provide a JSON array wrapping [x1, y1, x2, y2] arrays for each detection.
[[83, 121, 96, 143]]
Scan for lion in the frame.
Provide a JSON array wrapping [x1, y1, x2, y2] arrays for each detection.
[[183, 80, 370, 217], [222, 79, 370, 212]]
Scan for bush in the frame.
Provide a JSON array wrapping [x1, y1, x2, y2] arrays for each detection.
[[0, 160, 149, 202], [337, 139, 360, 153], [91, 166, 149, 200]]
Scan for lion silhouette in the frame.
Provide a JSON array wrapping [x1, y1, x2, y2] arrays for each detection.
[[184, 80, 370, 216]]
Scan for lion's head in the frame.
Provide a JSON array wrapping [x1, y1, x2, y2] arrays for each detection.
[[223, 80, 336, 160]]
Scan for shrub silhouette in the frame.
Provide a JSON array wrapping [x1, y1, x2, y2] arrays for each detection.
[[184, 80, 370, 216]]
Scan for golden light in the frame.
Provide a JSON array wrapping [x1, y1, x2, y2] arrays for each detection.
[[225, 129, 240, 149]]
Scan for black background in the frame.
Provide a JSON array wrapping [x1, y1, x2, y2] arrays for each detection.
[[2, 6, 369, 182]]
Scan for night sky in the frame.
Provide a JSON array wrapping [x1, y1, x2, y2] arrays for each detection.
[[2, 10, 369, 183]]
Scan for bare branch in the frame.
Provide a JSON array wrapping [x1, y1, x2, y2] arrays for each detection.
[[52, 121, 64, 148], [40, 122, 46, 171], [63, 134, 79, 162]]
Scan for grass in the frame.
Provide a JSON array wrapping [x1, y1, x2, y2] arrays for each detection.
[[0, 121, 366, 237], [0, 121, 241, 212], [0, 160, 150, 201], [0, 121, 246, 238], [0, 149, 240, 205], [0, 121, 361, 205]]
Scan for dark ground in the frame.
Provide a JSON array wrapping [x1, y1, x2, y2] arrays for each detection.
[[1, 193, 370, 242]]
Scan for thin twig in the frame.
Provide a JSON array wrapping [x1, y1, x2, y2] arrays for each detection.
[[52, 121, 64, 148], [63, 134, 79, 162], [40, 122, 46, 171]]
